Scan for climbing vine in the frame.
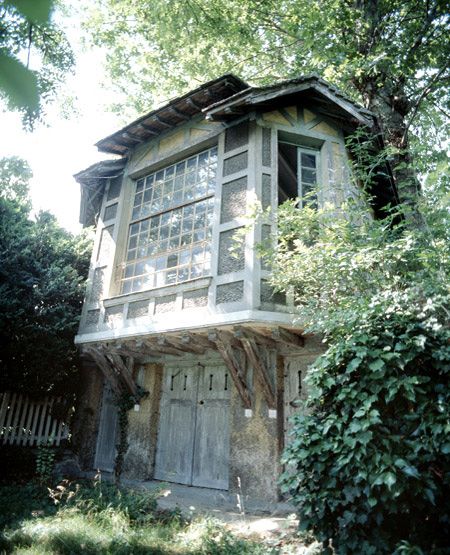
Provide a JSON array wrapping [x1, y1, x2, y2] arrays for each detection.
[[113, 393, 135, 485]]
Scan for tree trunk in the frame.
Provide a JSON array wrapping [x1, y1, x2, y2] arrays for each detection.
[[354, 0, 423, 226]]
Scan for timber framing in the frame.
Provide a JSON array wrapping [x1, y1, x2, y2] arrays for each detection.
[[81, 324, 305, 409]]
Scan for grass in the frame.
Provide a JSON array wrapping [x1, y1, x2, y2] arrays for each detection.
[[0, 479, 278, 555]]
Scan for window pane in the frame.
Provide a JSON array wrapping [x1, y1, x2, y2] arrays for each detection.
[[301, 153, 316, 168], [302, 169, 317, 184]]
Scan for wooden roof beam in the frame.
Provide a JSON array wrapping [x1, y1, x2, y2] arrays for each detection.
[[186, 97, 202, 110], [122, 131, 142, 143], [138, 122, 159, 135], [153, 115, 172, 128], [209, 329, 241, 349], [169, 106, 190, 121]]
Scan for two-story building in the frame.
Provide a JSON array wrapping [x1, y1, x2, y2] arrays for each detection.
[[73, 74, 395, 501]]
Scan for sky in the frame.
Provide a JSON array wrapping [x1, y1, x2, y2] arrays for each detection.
[[0, 7, 124, 233]]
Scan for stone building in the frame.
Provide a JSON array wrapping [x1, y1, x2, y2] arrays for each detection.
[[73, 74, 395, 501]]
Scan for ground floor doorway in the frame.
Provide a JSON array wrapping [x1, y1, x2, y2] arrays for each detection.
[[154, 361, 230, 490]]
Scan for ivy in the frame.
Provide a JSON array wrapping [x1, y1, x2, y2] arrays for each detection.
[[268, 164, 449, 552], [113, 393, 135, 485]]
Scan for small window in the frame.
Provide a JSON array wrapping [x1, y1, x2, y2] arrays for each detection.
[[278, 142, 318, 207]]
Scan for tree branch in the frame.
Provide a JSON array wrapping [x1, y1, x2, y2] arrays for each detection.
[[402, 64, 449, 146]]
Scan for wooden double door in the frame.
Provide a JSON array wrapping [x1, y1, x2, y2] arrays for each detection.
[[154, 361, 230, 490]]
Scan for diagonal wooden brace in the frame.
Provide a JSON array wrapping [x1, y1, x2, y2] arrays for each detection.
[[240, 337, 276, 409]]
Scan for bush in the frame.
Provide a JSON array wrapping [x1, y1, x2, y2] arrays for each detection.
[[280, 293, 450, 554]]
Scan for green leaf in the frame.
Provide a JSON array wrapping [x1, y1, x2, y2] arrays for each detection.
[[347, 357, 362, 372], [401, 465, 420, 479], [0, 52, 39, 112], [6, 0, 53, 23], [384, 472, 397, 489], [368, 359, 385, 371]]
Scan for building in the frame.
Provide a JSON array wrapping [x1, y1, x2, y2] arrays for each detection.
[[73, 74, 394, 501]]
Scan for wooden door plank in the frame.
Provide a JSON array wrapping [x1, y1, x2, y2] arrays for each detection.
[[192, 363, 230, 489], [154, 364, 198, 485]]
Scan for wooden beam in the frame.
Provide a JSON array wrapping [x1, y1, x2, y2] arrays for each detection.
[[153, 115, 172, 128], [240, 338, 276, 409], [164, 335, 205, 354], [234, 326, 278, 349], [107, 353, 140, 399], [209, 329, 241, 349], [169, 106, 190, 121], [186, 97, 202, 110], [182, 332, 217, 351], [122, 131, 142, 143], [138, 122, 158, 135], [104, 342, 148, 362], [84, 347, 121, 394], [145, 339, 182, 357], [210, 332, 251, 408], [272, 327, 305, 349]]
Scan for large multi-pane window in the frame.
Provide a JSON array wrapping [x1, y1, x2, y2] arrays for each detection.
[[121, 147, 217, 294]]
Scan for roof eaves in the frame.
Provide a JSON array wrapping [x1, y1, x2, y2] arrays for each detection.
[[204, 75, 374, 125], [95, 73, 249, 154], [74, 158, 127, 184]]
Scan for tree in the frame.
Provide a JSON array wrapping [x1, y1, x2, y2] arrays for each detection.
[[257, 149, 450, 551], [83, 0, 449, 208], [0, 0, 74, 126], [0, 157, 92, 396]]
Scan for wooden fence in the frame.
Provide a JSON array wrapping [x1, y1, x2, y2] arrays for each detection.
[[0, 391, 70, 447]]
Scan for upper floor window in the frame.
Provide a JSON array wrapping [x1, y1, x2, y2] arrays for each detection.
[[121, 147, 217, 294], [278, 142, 318, 207]]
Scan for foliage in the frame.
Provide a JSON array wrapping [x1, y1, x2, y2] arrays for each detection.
[[0, 480, 274, 554], [0, 157, 93, 396], [269, 173, 450, 553], [0, 0, 74, 127], [82, 2, 448, 147], [113, 393, 136, 484], [36, 441, 57, 485]]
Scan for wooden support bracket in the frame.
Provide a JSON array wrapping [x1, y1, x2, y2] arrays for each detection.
[[240, 337, 276, 409], [164, 335, 206, 355], [210, 331, 252, 408], [84, 347, 121, 395], [234, 326, 278, 349], [107, 353, 140, 399], [146, 339, 182, 357], [272, 327, 305, 349]]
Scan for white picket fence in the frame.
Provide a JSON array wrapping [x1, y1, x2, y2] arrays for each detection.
[[0, 391, 70, 446]]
